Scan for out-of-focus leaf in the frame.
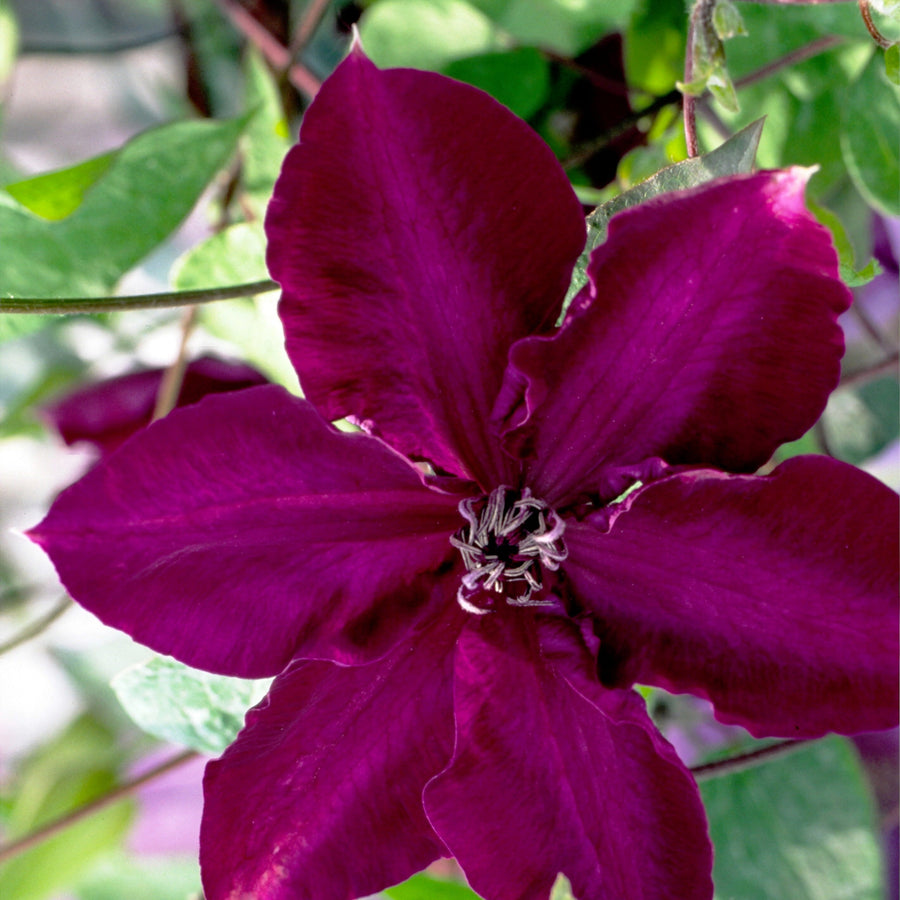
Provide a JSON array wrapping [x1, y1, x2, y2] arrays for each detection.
[[74, 854, 201, 900], [385, 872, 482, 899], [841, 50, 900, 217], [172, 223, 294, 387], [566, 119, 763, 304], [0, 115, 247, 300], [112, 656, 269, 756], [241, 46, 290, 216], [886, 43, 899, 84], [625, 0, 686, 95], [550, 873, 579, 900], [0, 715, 134, 900], [469, 0, 631, 56], [702, 737, 883, 900], [171, 222, 268, 290], [0, 0, 18, 90], [823, 378, 900, 466], [774, 428, 822, 462], [359, 0, 503, 71], [444, 47, 550, 119], [4, 152, 115, 221], [52, 640, 162, 737]]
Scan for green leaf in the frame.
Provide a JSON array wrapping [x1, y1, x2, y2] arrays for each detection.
[[550, 873, 580, 900], [241, 46, 290, 216], [468, 0, 632, 56], [886, 43, 900, 84], [841, 49, 900, 216], [171, 222, 268, 290], [701, 737, 883, 900], [712, 0, 746, 41], [0, 0, 18, 91], [0, 715, 134, 900], [385, 872, 482, 900], [4, 152, 115, 221], [74, 854, 201, 900], [172, 223, 296, 388], [444, 47, 550, 119], [625, 0, 686, 95], [359, 0, 504, 71], [566, 119, 763, 304], [0, 115, 248, 300], [839, 257, 883, 288], [111, 656, 270, 755], [823, 378, 900, 466], [809, 200, 883, 287]]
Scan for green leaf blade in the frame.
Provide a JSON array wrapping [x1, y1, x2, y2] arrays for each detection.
[[111, 656, 269, 756], [702, 737, 884, 900], [565, 118, 764, 305]]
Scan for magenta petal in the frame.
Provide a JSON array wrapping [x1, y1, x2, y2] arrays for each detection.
[[500, 171, 850, 505], [267, 48, 586, 487], [30, 385, 465, 676], [424, 612, 713, 900], [201, 601, 463, 900], [42, 356, 268, 455], [564, 456, 900, 737]]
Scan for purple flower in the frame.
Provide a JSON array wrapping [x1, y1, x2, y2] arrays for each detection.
[[29, 48, 899, 900], [42, 356, 268, 456]]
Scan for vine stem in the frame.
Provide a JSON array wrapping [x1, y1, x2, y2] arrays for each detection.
[[212, 0, 322, 98], [840, 351, 900, 387], [288, 0, 333, 62], [0, 596, 72, 656], [691, 739, 811, 781], [683, 0, 716, 157], [0, 279, 277, 315], [859, 0, 895, 48], [152, 305, 199, 420], [732, 34, 845, 89], [0, 749, 200, 865]]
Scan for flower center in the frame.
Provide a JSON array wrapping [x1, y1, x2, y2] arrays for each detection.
[[449, 486, 567, 614]]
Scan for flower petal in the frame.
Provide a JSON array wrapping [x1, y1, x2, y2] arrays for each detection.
[[29, 385, 465, 677], [564, 456, 900, 737], [424, 611, 713, 900], [42, 356, 268, 455], [201, 600, 462, 900], [267, 48, 586, 487], [498, 171, 850, 505]]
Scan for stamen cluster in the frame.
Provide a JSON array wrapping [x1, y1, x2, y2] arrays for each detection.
[[450, 486, 568, 614]]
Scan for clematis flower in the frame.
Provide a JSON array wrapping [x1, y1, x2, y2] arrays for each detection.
[[28, 47, 899, 900], [42, 355, 268, 456]]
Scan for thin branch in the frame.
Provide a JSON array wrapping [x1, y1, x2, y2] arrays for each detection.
[[691, 739, 811, 781], [288, 0, 333, 62], [859, 0, 895, 48], [212, 0, 322, 98], [732, 35, 845, 89], [733, 0, 855, 4], [683, 0, 716, 157], [0, 749, 199, 865], [840, 351, 900, 387], [562, 89, 682, 170], [0, 279, 277, 315], [152, 306, 199, 420], [0, 596, 72, 656], [851, 298, 898, 354], [541, 49, 634, 97]]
